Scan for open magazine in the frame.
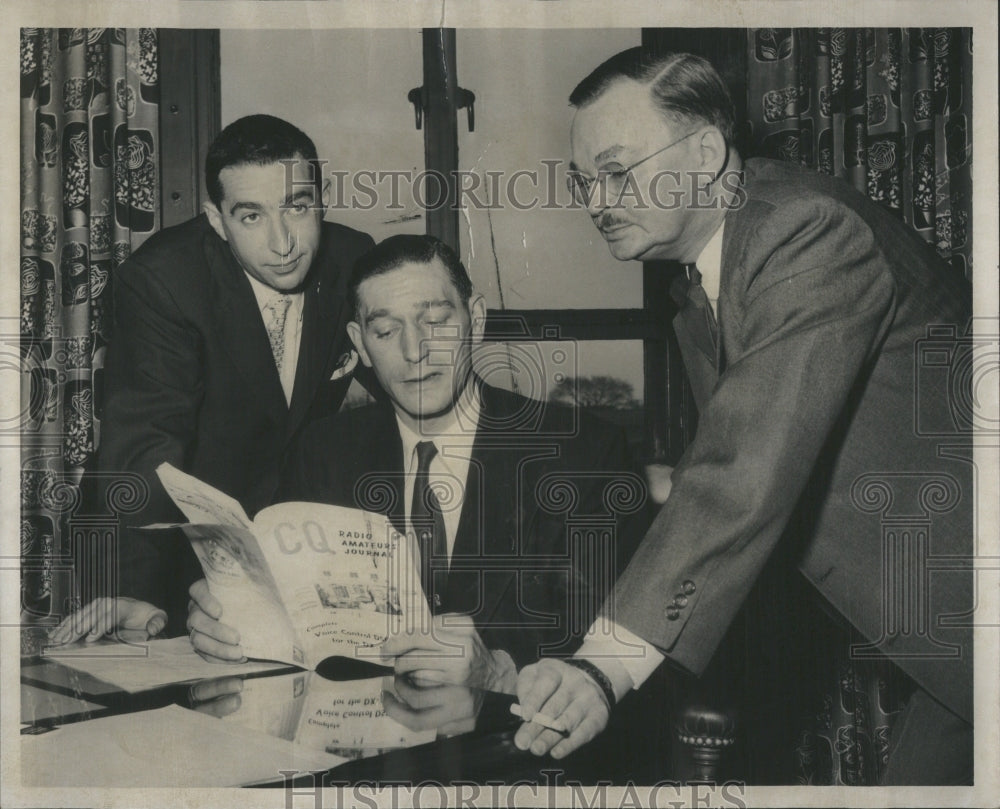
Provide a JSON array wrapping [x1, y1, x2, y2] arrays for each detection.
[[154, 463, 432, 670]]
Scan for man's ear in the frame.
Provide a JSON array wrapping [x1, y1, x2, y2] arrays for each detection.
[[320, 178, 332, 211], [468, 292, 487, 345], [346, 321, 372, 367], [203, 201, 228, 242], [696, 127, 728, 179]]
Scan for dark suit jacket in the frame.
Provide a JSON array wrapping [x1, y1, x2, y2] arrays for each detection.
[[276, 382, 653, 668], [97, 214, 374, 631], [611, 158, 974, 721]]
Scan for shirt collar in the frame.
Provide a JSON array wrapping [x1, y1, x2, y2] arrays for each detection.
[[396, 380, 481, 473], [692, 220, 725, 305], [244, 271, 303, 311]]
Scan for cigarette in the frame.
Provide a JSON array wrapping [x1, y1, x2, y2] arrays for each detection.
[[510, 703, 569, 736]]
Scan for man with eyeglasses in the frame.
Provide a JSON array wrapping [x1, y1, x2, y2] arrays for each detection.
[[514, 48, 973, 785]]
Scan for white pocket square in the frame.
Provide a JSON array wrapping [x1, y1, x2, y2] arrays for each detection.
[[330, 349, 359, 380]]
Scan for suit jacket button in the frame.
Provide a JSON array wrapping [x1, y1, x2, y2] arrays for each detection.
[[666, 609, 680, 621], [673, 595, 689, 608], [682, 580, 696, 595]]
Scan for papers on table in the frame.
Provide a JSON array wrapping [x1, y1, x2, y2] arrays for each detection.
[[21, 685, 104, 724], [42, 636, 291, 693], [20, 704, 345, 787]]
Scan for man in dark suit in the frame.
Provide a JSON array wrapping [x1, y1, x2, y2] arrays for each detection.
[[185, 234, 651, 689], [515, 49, 974, 784], [52, 115, 374, 641]]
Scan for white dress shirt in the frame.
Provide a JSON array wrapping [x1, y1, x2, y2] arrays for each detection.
[[394, 385, 518, 687], [692, 217, 725, 316], [245, 273, 304, 406], [395, 384, 481, 562]]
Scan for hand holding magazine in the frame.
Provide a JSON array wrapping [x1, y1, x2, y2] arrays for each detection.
[[155, 463, 432, 670]]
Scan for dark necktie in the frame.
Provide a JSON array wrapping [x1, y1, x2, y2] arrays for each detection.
[[411, 440, 447, 611], [683, 264, 720, 359], [671, 263, 723, 409]]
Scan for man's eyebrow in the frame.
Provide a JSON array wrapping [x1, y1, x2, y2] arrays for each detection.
[[228, 201, 263, 216], [594, 145, 625, 166], [227, 189, 316, 216], [569, 146, 625, 177], [363, 308, 392, 326], [418, 299, 455, 311], [282, 188, 317, 206], [363, 299, 454, 326]]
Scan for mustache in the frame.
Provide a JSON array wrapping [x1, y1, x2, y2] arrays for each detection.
[[594, 213, 629, 231]]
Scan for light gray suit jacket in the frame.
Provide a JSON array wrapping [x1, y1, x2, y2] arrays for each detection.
[[610, 158, 973, 722]]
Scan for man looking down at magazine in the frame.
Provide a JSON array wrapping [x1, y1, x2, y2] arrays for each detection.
[[186, 234, 653, 691]]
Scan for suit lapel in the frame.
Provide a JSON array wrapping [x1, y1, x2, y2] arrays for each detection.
[[286, 274, 353, 437], [363, 404, 407, 533], [673, 309, 718, 411], [715, 162, 760, 377], [715, 295, 727, 376], [385, 435, 407, 536], [449, 458, 482, 559], [444, 383, 526, 620], [672, 200, 744, 410], [208, 234, 288, 425], [671, 272, 719, 364]]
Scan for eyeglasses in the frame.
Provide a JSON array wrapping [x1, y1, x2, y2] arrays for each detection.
[[566, 129, 700, 206]]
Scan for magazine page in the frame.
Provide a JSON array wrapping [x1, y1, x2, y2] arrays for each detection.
[[155, 462, 303, 665], [180, 523, 302, 667], [156, 462, 254, 530], [291, 674, 437, 760], [251, 501, 431, 669]]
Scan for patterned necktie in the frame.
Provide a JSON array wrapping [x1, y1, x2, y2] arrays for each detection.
[[263, 295, 293, 373], [411, 440, 448, 611]]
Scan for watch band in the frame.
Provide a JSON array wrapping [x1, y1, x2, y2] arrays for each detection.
[[563, 657, 617, 710]]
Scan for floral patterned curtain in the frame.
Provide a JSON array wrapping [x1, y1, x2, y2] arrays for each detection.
[[743, 28, 973, 785], [20, 28, 160, 632], [746, 28, 973, 280]]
